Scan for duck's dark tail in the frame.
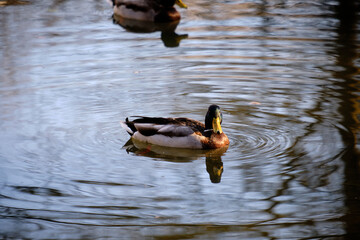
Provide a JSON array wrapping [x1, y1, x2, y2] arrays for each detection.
[[120, 118, 136, 136]]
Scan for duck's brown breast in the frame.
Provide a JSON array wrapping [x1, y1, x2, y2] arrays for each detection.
[[202, 133, 230, 149], [155, 7, 180, 22]]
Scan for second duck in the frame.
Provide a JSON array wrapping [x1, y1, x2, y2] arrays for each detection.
[[111, 0, 188, 22]]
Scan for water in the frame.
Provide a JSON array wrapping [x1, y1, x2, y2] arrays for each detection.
[[1, 0, 360, 239]]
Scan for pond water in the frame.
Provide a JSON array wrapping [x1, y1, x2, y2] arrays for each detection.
[[1, 0, 360, 239]]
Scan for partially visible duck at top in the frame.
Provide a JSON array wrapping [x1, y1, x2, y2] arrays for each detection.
[[111, 0, 188, 22]]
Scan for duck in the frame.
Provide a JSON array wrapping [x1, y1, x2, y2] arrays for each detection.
[[111, 0, 188, 22], [120, 105, 230, 149]]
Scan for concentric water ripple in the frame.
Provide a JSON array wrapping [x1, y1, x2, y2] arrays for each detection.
[[227, 123, 294, 161]]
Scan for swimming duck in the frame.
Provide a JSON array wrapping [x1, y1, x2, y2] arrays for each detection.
[[120, 105, 230, 149], [111, 0, 188, 22]]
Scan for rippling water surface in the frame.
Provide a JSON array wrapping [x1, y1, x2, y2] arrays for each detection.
[[1, 0, 360, 239]]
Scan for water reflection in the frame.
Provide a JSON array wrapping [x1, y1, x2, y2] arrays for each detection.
[[205, 155, 223, 184], [113, 14, 188, 47], [124, 139, 227, 183], [0, 0, 29, 6], [332, 0, 360, 237]]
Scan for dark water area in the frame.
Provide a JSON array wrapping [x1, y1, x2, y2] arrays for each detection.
[[1, 0, 360, 239]]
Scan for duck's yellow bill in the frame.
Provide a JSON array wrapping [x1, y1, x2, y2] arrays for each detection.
[[176, 0, 188, 9], [212, 117, 223, 134]]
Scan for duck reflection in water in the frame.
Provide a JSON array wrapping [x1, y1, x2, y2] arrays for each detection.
[[206, 155, 223, 184], [110, 0, 188, 47], [123, 139, 227, 183], [112, 14, 188, 47]]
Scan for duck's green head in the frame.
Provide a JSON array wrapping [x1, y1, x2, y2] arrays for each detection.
[[175, 0, 188, 8], [205, 105, 223, 134]]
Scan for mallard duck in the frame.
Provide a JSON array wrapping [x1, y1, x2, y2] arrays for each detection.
[[111, 0, 188, 22], [120, 105, 230, 149]]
